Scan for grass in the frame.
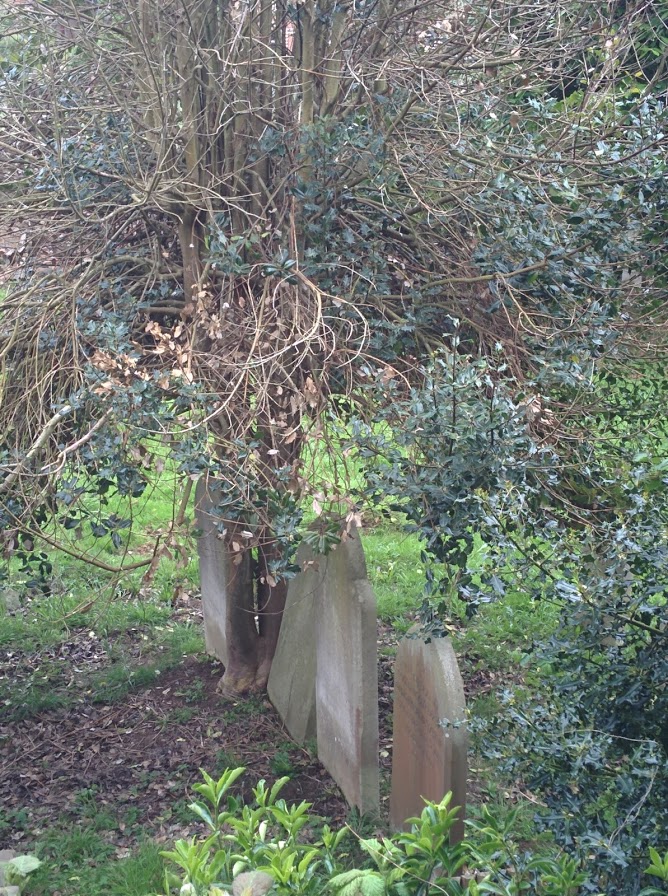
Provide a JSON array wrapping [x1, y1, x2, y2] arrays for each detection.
[[454, 590, 562, 672], [0, 590, 173, 648], [25, 825, 165, 896], [0, 807, 30, 840], [0, 468, 202, 719], [270, 744, 300, 777], [0, 588, 204, 719], [363, 524, 424, 629], [364, 520, 561, 674]]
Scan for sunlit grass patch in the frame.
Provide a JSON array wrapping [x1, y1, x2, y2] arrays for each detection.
[[26, 825, 164, 896], [362, 524, 424, 629]]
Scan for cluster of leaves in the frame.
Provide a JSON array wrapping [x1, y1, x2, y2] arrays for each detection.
[[347, 341, 667, 894], [153, 767, 594, 896], [464, 90, 668, 384], [479, 467, 668, 894], [478, 685, 667, 896], [346, 337, 552, 623]]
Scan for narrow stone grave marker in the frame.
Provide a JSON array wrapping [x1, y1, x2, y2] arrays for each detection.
[[390, 633, 467, 842], [194, 477, 229, 666], [267, 544, 321, 744], [315, 533, 380, 813]]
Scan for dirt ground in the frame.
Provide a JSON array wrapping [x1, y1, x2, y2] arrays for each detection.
[[0, 599, 495, 855]]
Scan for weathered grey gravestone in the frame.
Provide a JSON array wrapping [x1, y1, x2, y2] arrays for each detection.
[[390, 633, 467, 842], [315, 533, 380, 813], [267, 544, 321, 744], [194, 477, 229, 666]]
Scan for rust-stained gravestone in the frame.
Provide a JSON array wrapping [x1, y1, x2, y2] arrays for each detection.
[[315, 533, 380, 814], [390, 633, 467, 841]]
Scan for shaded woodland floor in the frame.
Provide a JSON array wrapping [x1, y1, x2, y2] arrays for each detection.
[[0, 598, 497, 857]]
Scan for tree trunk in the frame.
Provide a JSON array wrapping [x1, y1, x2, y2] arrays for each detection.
[[217, 541, 260, 696], [215, 416, 302, 696], [216, 543, 289, 696], [255, 549, 289, 690]]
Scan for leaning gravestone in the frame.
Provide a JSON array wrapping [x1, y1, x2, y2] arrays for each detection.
[[315, 533, 380, 813], [194, 477, 229, 666], [390, 632, 467, 842], [196, 502, 381, 815], [267, 544, 321, 744]]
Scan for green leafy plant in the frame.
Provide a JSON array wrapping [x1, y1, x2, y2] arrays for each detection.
[[159, 767, 333, 896], [640, 848, 668, 895], [155, 769, 589, 896]]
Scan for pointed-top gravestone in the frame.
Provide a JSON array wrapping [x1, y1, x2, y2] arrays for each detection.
[[390, 632, 467, 841], [267, 544, 321, 744], [315, 532, 380, 813]]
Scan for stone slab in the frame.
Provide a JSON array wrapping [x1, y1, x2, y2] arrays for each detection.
[[0, 588, 21, 614], [0, 851, 16, 888], [195, 476, 229, 666], [315, 533, 379, 813], [267, 544, 320, 744], [390, 633, 467, 842]]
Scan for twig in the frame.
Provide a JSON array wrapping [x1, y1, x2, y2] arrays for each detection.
[[0, 404, 72, 494]]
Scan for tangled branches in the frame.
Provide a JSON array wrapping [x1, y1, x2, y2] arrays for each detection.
[[0, 0, 667, 561]]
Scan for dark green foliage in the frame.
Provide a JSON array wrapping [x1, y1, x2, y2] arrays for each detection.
[[478, 683, 667, 895], [348, 339, 551, 622], [348, 296, 667, 895]]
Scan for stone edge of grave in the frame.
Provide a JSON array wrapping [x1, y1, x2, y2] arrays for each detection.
[[0, 850, 17, 891]]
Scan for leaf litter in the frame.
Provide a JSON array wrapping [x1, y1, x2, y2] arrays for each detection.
[[0, 599, 493, 855]]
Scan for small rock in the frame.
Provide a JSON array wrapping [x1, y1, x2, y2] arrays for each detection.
[[232, 871, 274, 896], [0, 851, 16, 887], [0, 588, 21, 613], [0, 886, 21, 896]]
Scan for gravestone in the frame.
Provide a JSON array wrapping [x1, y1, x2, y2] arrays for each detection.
[[267, 544, 321, 744], [390, 633, 467, 842], [194, 477, 229, 666], [315, 533, 380, 813]]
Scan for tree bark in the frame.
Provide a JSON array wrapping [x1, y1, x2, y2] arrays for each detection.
[[255, 551, 289, 690], [218, 544, 260, 695]]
